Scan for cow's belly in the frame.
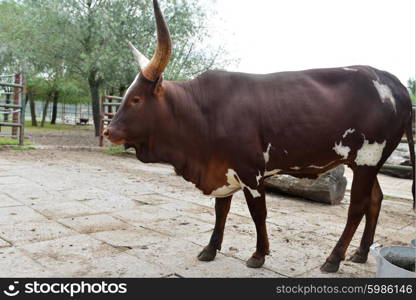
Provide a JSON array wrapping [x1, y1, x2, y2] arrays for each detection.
[[208, 169, 241, 197], [209, 185, 241, 198]]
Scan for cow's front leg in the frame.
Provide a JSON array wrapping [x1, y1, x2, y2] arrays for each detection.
[[198, 196, 232, 261], [243, 185, 269, 268]]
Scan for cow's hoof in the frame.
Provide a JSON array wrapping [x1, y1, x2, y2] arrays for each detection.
[[320, 261, 340, 273], [197, 246, 217, 261], [349, 251, 368, 263], [246, 255, 265, 268]]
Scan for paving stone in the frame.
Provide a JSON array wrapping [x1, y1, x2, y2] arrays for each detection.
[[31, 201, 99, 218], [58, 214, 131, 234], [138, 216, 213, 238], [127, 193, 174, 206], [77, 252, 166, 277], [112, 205, 181, 224], [127, 237, 206, 272], [0, 221, 76, 246], [178, 254, 283, 278], [50, 187, 106, 202], [0, 150, 413, 278], [0, 206, 48, 225], [0, 238, 10, 248], [374, 223, 416, 246], [90, 228, 167, 249], [19, 234, 121, 277], [0, 176, 32, 185], [4, 184, 56, 205], [300, 255, 377, 278], [0, 247, 53, 277], [83, 198, 141, 213], [0, 193, 22, 207], [187, 223, 335, 277]]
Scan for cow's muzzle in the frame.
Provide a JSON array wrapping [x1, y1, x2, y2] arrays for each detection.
[[103, 127, 126, 145]]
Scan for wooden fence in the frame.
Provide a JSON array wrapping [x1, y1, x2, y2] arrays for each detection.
[[0, 73, 25, 145], [99, 94, 122, 146]]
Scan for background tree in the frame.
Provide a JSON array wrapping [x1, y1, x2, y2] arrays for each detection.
[[407, 78, 416, 104], [0, 0, 234, 135]]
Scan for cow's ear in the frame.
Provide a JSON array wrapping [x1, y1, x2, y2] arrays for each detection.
[[153, 76, 164, 95]]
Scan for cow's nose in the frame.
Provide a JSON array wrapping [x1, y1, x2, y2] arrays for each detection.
[[103, 127, 126, 145]]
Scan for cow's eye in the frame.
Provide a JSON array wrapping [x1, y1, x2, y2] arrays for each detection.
[[132, 97, 141, 104]]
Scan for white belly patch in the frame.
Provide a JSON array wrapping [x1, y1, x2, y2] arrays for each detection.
[[210, 169, 261, 198]]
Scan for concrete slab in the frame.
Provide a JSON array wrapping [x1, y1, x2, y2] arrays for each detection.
[[19, 234, 122, 277], [90, 228, 167, 249], [75, 252, 166, 277], [58, 214, 131, 234], [0, 206, 48, 225], [0, 247, 53, 277], [31, 201, 100, 218], [0, 149, 413, 278], [0, 221, 75, 246], [0, 238, 10, 248], [0, 193, 22, 207], [178, 254, 284, 278], [112, 206, 182, 224]]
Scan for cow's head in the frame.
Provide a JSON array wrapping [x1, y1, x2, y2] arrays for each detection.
[[104, 0, 172, 162]]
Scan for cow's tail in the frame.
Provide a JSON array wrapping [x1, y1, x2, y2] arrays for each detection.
[[404, 108, 415, 210]]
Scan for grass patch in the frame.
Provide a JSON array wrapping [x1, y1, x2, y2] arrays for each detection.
[[102, 145, 135, 156], [102, 145, 129, 156], [8, 145, 36, 151], [0, 138, 32, 146], [24, 121, 93, 132]]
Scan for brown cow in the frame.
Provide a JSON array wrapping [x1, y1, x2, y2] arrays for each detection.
[[105, 0, 415, 272]]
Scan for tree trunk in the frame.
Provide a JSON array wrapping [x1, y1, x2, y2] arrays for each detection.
[[89, 81, 101, 136], [4, 94, 10, 122], [50, 91, 59, 124], [41, 92, 52, 127], [29, 94, 37, 126]]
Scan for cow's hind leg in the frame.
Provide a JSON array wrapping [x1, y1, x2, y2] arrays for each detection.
[[198, 196, 232, 261], [243, 184, 269, 268], [350, 178, 383, 263], [321, 167, 377, 273]]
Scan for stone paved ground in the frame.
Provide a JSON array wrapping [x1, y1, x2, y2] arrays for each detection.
[[0, 149, 414, 278]]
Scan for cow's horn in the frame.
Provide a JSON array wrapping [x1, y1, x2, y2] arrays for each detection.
[[141, 0, 172, 81], [129, 42, 150, 70]]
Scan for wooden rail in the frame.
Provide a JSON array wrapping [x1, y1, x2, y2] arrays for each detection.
[[0, 73, 25, 145], [99, 94, 122, 146]]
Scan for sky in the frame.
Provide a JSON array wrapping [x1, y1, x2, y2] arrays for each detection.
[[206, 0, 415, 85]]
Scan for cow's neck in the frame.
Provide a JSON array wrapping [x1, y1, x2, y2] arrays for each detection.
[[151, 80, 210, 187]]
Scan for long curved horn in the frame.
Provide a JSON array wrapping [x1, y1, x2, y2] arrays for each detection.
[[128, 42, 150, 70], [142, 0, 172, 81]]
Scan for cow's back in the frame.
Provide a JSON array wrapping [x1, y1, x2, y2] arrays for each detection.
[[191, 66, 411, 171]]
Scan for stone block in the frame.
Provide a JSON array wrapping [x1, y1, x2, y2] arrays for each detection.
[[265, 166, 347, 205]]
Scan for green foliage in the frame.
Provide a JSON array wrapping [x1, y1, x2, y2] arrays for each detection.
[[407, 78, 416, 104], [27, 75, 90, 104], [0, 0, 232, 92], [0, 0, 234, 132]]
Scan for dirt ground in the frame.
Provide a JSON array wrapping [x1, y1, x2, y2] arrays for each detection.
[[0, 126, 414, 277]]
